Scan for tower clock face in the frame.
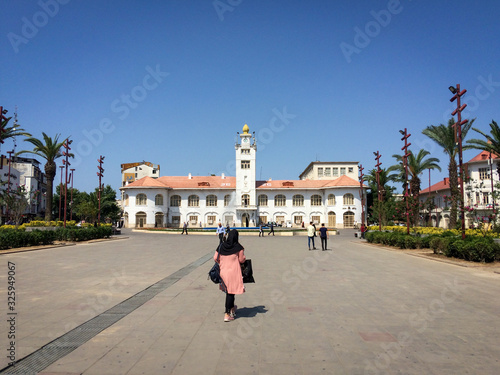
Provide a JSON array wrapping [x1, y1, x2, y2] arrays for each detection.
[[243, 137, 249, 143]]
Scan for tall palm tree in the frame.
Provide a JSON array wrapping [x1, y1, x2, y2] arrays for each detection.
[[389, 149, 441, 225], [466, 120, 500, 176], [16, 133, 69, 221], [422, 118, 474, 228]]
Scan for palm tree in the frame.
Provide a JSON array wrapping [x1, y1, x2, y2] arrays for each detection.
[[422, 118, 474, 228], [16, 133, 69, 221], [466, 120, 500, 176], [0, 113, 31, 149], [389, 149, 441, 225]]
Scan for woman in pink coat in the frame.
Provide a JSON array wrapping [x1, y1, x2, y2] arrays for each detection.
[[214, 229, 246, 322]]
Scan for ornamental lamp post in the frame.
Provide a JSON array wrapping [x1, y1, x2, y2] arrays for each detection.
[[62, 139, 73, 227], [59, 165, 64, 221], [374, 151, 382, 231], [399, 128, 411, 235], [449, 84, 467, 240], [97, 156, 105, 224], [359, 164, 365, 228], [70, 168, 75, 221]]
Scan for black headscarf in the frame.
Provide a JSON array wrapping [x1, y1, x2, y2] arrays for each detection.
[[218, 229, 244, 255]]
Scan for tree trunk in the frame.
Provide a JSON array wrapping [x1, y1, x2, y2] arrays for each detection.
[[448, 159, 459, 229], [44, 161, 56, 221]]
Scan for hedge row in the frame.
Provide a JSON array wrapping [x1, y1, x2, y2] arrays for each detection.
[[0, 226, 113, 250], [365, 231, 500, 263]]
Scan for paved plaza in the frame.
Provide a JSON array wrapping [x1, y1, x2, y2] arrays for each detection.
[[0, 229, 499, 374]]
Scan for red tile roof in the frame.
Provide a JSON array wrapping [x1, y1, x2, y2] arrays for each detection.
[[467, 150, 500, 163], [420, 177, 461, 194]]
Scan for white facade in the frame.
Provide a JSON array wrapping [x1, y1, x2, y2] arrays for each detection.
[[121, 125, 367, 229]]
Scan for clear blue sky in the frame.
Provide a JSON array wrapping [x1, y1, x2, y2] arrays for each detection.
[[2, 0, 500, 194]]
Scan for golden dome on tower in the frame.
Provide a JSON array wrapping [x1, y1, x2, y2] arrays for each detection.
[[242, 124, 250, 134]]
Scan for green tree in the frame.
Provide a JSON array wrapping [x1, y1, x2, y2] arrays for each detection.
[[16, 133, 69, 221], [74, 185, 120, 223], [467, 120, 500, 176], [422, 118, 474, 228], [389, 149, 441, 225], [366, 168, 398, 226], [0, 111, 31, 149]]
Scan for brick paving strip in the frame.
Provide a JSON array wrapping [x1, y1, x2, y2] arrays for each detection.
[[0, 251, 212, 375]]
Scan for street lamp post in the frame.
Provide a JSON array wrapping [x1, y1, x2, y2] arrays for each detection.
[[62, 139, 72, 227], [374, 151, 382, 231], [70, 168, 75, 221], [359, 164, 365, 227], [399, 129, 411, 235], [58, 165, 64, 221], [449, 84, 468, 240], [97, 156, 105, 224], [6, 150, 13, 222]]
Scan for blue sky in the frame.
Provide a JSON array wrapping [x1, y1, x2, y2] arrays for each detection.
[[1, 0, 500, 194]]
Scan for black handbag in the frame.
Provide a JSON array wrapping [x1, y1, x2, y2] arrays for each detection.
[[208, 245, 222, 284], [241, 259, 255, 283]]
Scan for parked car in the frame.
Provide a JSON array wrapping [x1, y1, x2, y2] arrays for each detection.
[[265, 221, 281, 227]]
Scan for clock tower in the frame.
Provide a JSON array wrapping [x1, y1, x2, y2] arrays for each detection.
[[235, 124, 257, 226]]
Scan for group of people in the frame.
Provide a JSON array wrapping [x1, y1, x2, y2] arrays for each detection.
[[258, 222, 275, 237], [307, 222, 329, 250]]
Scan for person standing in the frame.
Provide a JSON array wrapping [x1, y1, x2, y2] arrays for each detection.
[[216, 223, 226, 243], [214, 229, 246, 322], [319, 223, 329, 250], [181, 222, 188, 235], [259, 223, 264, 237], [268, 222, 275, 236], [307, 221, 316, 250]]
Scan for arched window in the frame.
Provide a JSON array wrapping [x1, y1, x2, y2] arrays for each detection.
[[328, 194, 336, 206], [170, 195, 181, 207], [311, 194, 322, 206], [155, 194, 163, 206], [188, 195, 199, 207], [343, 211, 355, 227], [293, 194, 304, 206], [275, 194, 286, 207], [343, 193, 354, 205], [258, 194, 268, 206], [242, 194, 250, 207], [136, 194, 147, 206], [206, 194, 217, 207], [224, 194, 231, 207], [124, 194, 129, 206]]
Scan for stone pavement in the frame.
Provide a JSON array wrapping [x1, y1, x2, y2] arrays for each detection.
[[0, 229, 499, 374]]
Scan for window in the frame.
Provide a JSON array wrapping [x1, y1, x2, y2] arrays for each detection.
[[328, 194, 336, 205], [170, 195, 181, 207], [479, 167, 490, 180], [324, 168, 331, 177], [311, 216, 320, 224], [155, 194, 163, 206], [318, 167, 323, 178], [294, 215, 302, 225], [259, 216, 267, 224], [241, 161, 250, 169], [188, 195, 199, 207], [275, 194, 286, 207], [124, 194, 129, 206], [293, 194, 304, 206], [189, 215, 198, 224], [242, 194, 250, 206], [258, 194, 268, 206], [311, 194, 322, 206], [343, 193, 354, 205], [340, 167, 346, 175], [241, 149, 250, 154], [348, 167, 354, 173], [276, 216, 285, 224], [207, 215, 216, 225], [136, 194, 147, 206], [483, 192, 490, 205], [475, 192, 480, 204], [332, 168, 338, 177], [206, 194, 217, 207]]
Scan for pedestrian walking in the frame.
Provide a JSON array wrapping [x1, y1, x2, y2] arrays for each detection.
[[259, 223, 264, 237], [181, 222, 188, 235], [216, 223, 226, 243], [268, 222, 275, 236], [319, 223, 329, 250], [213, 229, 246, 322], [307, 221, 316, 250]]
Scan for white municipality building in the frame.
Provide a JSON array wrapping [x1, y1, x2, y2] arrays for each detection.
[[120, 125, 367, 229]]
